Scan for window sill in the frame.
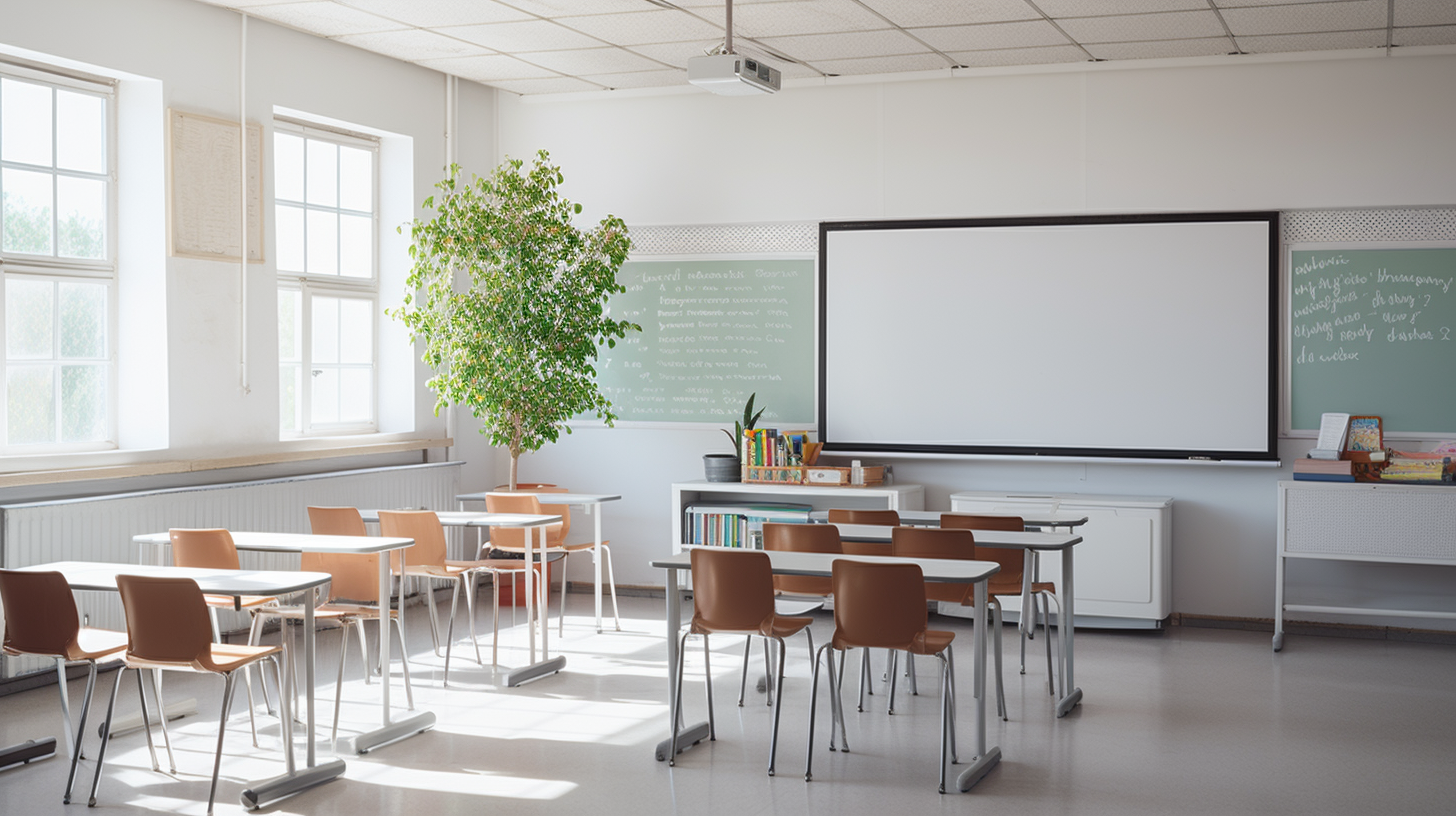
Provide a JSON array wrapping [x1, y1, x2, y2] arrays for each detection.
[[0, 436, 452, 488]]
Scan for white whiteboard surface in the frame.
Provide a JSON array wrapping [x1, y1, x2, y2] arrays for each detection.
[[821, 215, 1277, 459]]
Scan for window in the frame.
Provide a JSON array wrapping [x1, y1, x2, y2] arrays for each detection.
[[0, 65, 114, 452], [274, 120, 377, 436]]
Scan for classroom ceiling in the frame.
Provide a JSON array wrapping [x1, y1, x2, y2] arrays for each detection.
[[194, 0, 1456, 96]]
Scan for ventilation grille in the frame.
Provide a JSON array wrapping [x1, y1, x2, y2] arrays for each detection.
[[630, 222, 817, 255], [1283, 208, 1456, 244]]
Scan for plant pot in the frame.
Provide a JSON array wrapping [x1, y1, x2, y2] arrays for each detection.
[[703, 453, 741, 482]]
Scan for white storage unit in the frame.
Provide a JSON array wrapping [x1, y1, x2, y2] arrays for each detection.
[[670, 480, 924, 552], [949, 491, 1173, 629], [1274, 480, 1456, 652]]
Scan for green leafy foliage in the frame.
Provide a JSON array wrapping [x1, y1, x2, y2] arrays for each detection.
[[722, 392, 766, 461], [390, 151, 638, 485]]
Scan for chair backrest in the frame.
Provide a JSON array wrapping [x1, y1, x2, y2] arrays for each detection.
[[0, 569, 81, 658], [115, 574, 214, 666], [890, 526, 976, 605], [377, 510, 447, 571], [826, 508, 900, 526], [169, 528, 241, 570], [689, 547, 777, 635], [939, 514, 1025, 582], [493, 483, 557, 490], [306, 506, 379, 602], [830, 559, 930, 651], [484, 490, 569, 550], [763, 522, 841, 596]]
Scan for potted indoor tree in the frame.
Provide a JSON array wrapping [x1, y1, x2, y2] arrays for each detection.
[[393, 151, 638, 489]]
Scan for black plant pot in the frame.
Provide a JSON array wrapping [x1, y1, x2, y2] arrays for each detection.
[[703, 453, 741, 482]]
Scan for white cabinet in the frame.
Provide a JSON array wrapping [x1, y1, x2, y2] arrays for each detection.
[[1274, 480, 1456, 651], [949, 490, 1173, 629], [670, 480, 924, 552]]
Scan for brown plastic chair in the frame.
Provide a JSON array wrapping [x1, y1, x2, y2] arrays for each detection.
[[378, 510, 532, 684], [746, 522, 838, 706], [805, 559, 957, 792], [942, 513, 1061, 697], [484, 489, 622, 634], [892, 526, 1005, 719], [826, 508, 899, 558], [90, 575, 283, 816], [169, 528, 280, 744], [669, 548, 812, 776], [0, 569, 128, 804]]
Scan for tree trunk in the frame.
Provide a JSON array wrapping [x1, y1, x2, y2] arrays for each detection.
[[509, 451, 519, 490]]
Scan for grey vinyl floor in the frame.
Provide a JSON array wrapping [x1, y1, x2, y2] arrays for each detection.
[[2, 592, 1455, 816]]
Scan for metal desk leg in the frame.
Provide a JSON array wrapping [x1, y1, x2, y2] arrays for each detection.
[[1055, 547, 1082, 717], [956, 579, 1001, 791], [1273, 551, 1285, 652], [342, 548, 435, 755], [242, 590, 348, 809], [504, 524, 566, 687], [654, 568, 709, 761]]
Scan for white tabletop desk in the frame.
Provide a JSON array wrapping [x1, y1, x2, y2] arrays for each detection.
[[457, 491, 623, 634], [133, 531, 425, 756], [831, 523, 1086, 717], [21, 560, 337, 810], [650, 548, 1005, 792], [357, 509, 563, 688], [810, 509, 1090, 529]]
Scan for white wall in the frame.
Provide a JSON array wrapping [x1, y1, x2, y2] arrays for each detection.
[[1, 0, 499, 491], [482, 51, 1456, 627]]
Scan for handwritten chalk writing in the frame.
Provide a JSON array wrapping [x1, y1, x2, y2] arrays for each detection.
[[1374, 269, 1453, 292], [1292, 255, 1349, 276], [1293, 290, 1360, 318], [1388, 327, 1434, 342]]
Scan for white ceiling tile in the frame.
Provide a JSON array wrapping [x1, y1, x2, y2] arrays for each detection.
[[335, 28, 493, 61], [1394, 0, 1456, 27], [624, 41, 723, 69], [809, 52, 954, 76], [441, 19, 608, 52], [914, 20, 1072, 52], [857, 0, 1040, 27], [1057, 10, 1228, 43], [336, 0, 532, 27], [730, 0, 890, 38], [556, 9, 724, 46], [1222, 0, 1389, 37], [494, 0, 655, 16], [417, 53, 558, 81], [196, 0, 296, 7], [489, 76, 604, 96], [948, 44, 1091, 68], [756, 29, 929, 62], [243, 1, 407, 36], [1393, 24, 1456, 46], [577, 69, 685, 90], [523, 47, 669, 75], [1037, 0, 1208, 15], [1085, 36, 1237, 60], [1237, 29, 1388, 53]]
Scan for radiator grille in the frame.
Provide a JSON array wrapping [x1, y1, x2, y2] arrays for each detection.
[[1, 462, 460, 678]]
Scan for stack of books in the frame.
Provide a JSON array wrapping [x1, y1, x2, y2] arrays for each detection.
[[1292, 458, 1354, 482]]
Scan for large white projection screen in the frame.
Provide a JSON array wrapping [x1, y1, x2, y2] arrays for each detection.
[[820, 215, 1277, 460]]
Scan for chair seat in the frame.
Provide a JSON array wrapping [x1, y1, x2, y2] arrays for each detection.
[[202, 594, 278, 610], [72, 627, 131, 661], [128, 641, 283, 674], [254, 603, 359, 622], [561, 538, 609, 553], [988, 580, 1056, 597]]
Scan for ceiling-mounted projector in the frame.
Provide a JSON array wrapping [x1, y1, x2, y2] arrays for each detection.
[[688, 53, 781, 95]]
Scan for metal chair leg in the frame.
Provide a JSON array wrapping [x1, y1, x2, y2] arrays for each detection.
[[443, 579, 460, 687], [738, 637, 752, 707], [602, 544, 622, 632], [206, 673, 240, 816], [63, 661, 99, 804], [703, 634, 716, 740], [136, 667, 160, 773], [151, 669, 177, 773], [393, 616, 416, 710], [767, 637, 788, 776], [465, 573, 483, 666], [559, 551, 570, 637], [54, 658, 76, 761], [887, 651, 899, 715], [332, 623, 352, 742], [88, 665, 128, 807], [993, 604, 1007, 720], [761, 637, 774, 705], [668, 629, 692, 766]]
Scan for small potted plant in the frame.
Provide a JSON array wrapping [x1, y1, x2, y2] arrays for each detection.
[[704, 393, 764, 482]]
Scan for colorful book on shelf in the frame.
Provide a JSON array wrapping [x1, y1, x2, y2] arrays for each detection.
[[1293, 456, 1355, 482]]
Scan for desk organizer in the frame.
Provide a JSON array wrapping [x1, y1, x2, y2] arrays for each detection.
[[742, 464, 808, 484]]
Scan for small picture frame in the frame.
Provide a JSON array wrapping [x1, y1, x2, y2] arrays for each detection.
[[1346, 415, 1383, 452]]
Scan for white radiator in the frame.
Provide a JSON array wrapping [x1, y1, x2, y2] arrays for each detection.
[[1, 462, 461, 679]]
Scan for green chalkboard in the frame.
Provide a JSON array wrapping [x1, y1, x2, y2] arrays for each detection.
[[594, 257, 816, 424], [1289, 246, 1456, 434]]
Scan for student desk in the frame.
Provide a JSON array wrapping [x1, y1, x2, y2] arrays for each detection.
[[357, 509, 563, 687], [132, 531, 422, 756], [831, 523, 1086, 718], [809, 509, 1090, 529], [19, 560, 336, 810], [651, 548, 1005, 792], [457, 491, 622, 633]]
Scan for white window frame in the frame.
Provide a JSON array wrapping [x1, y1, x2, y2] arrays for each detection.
[[0, 61, 117, 454], [274, 119, 379, 437]]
